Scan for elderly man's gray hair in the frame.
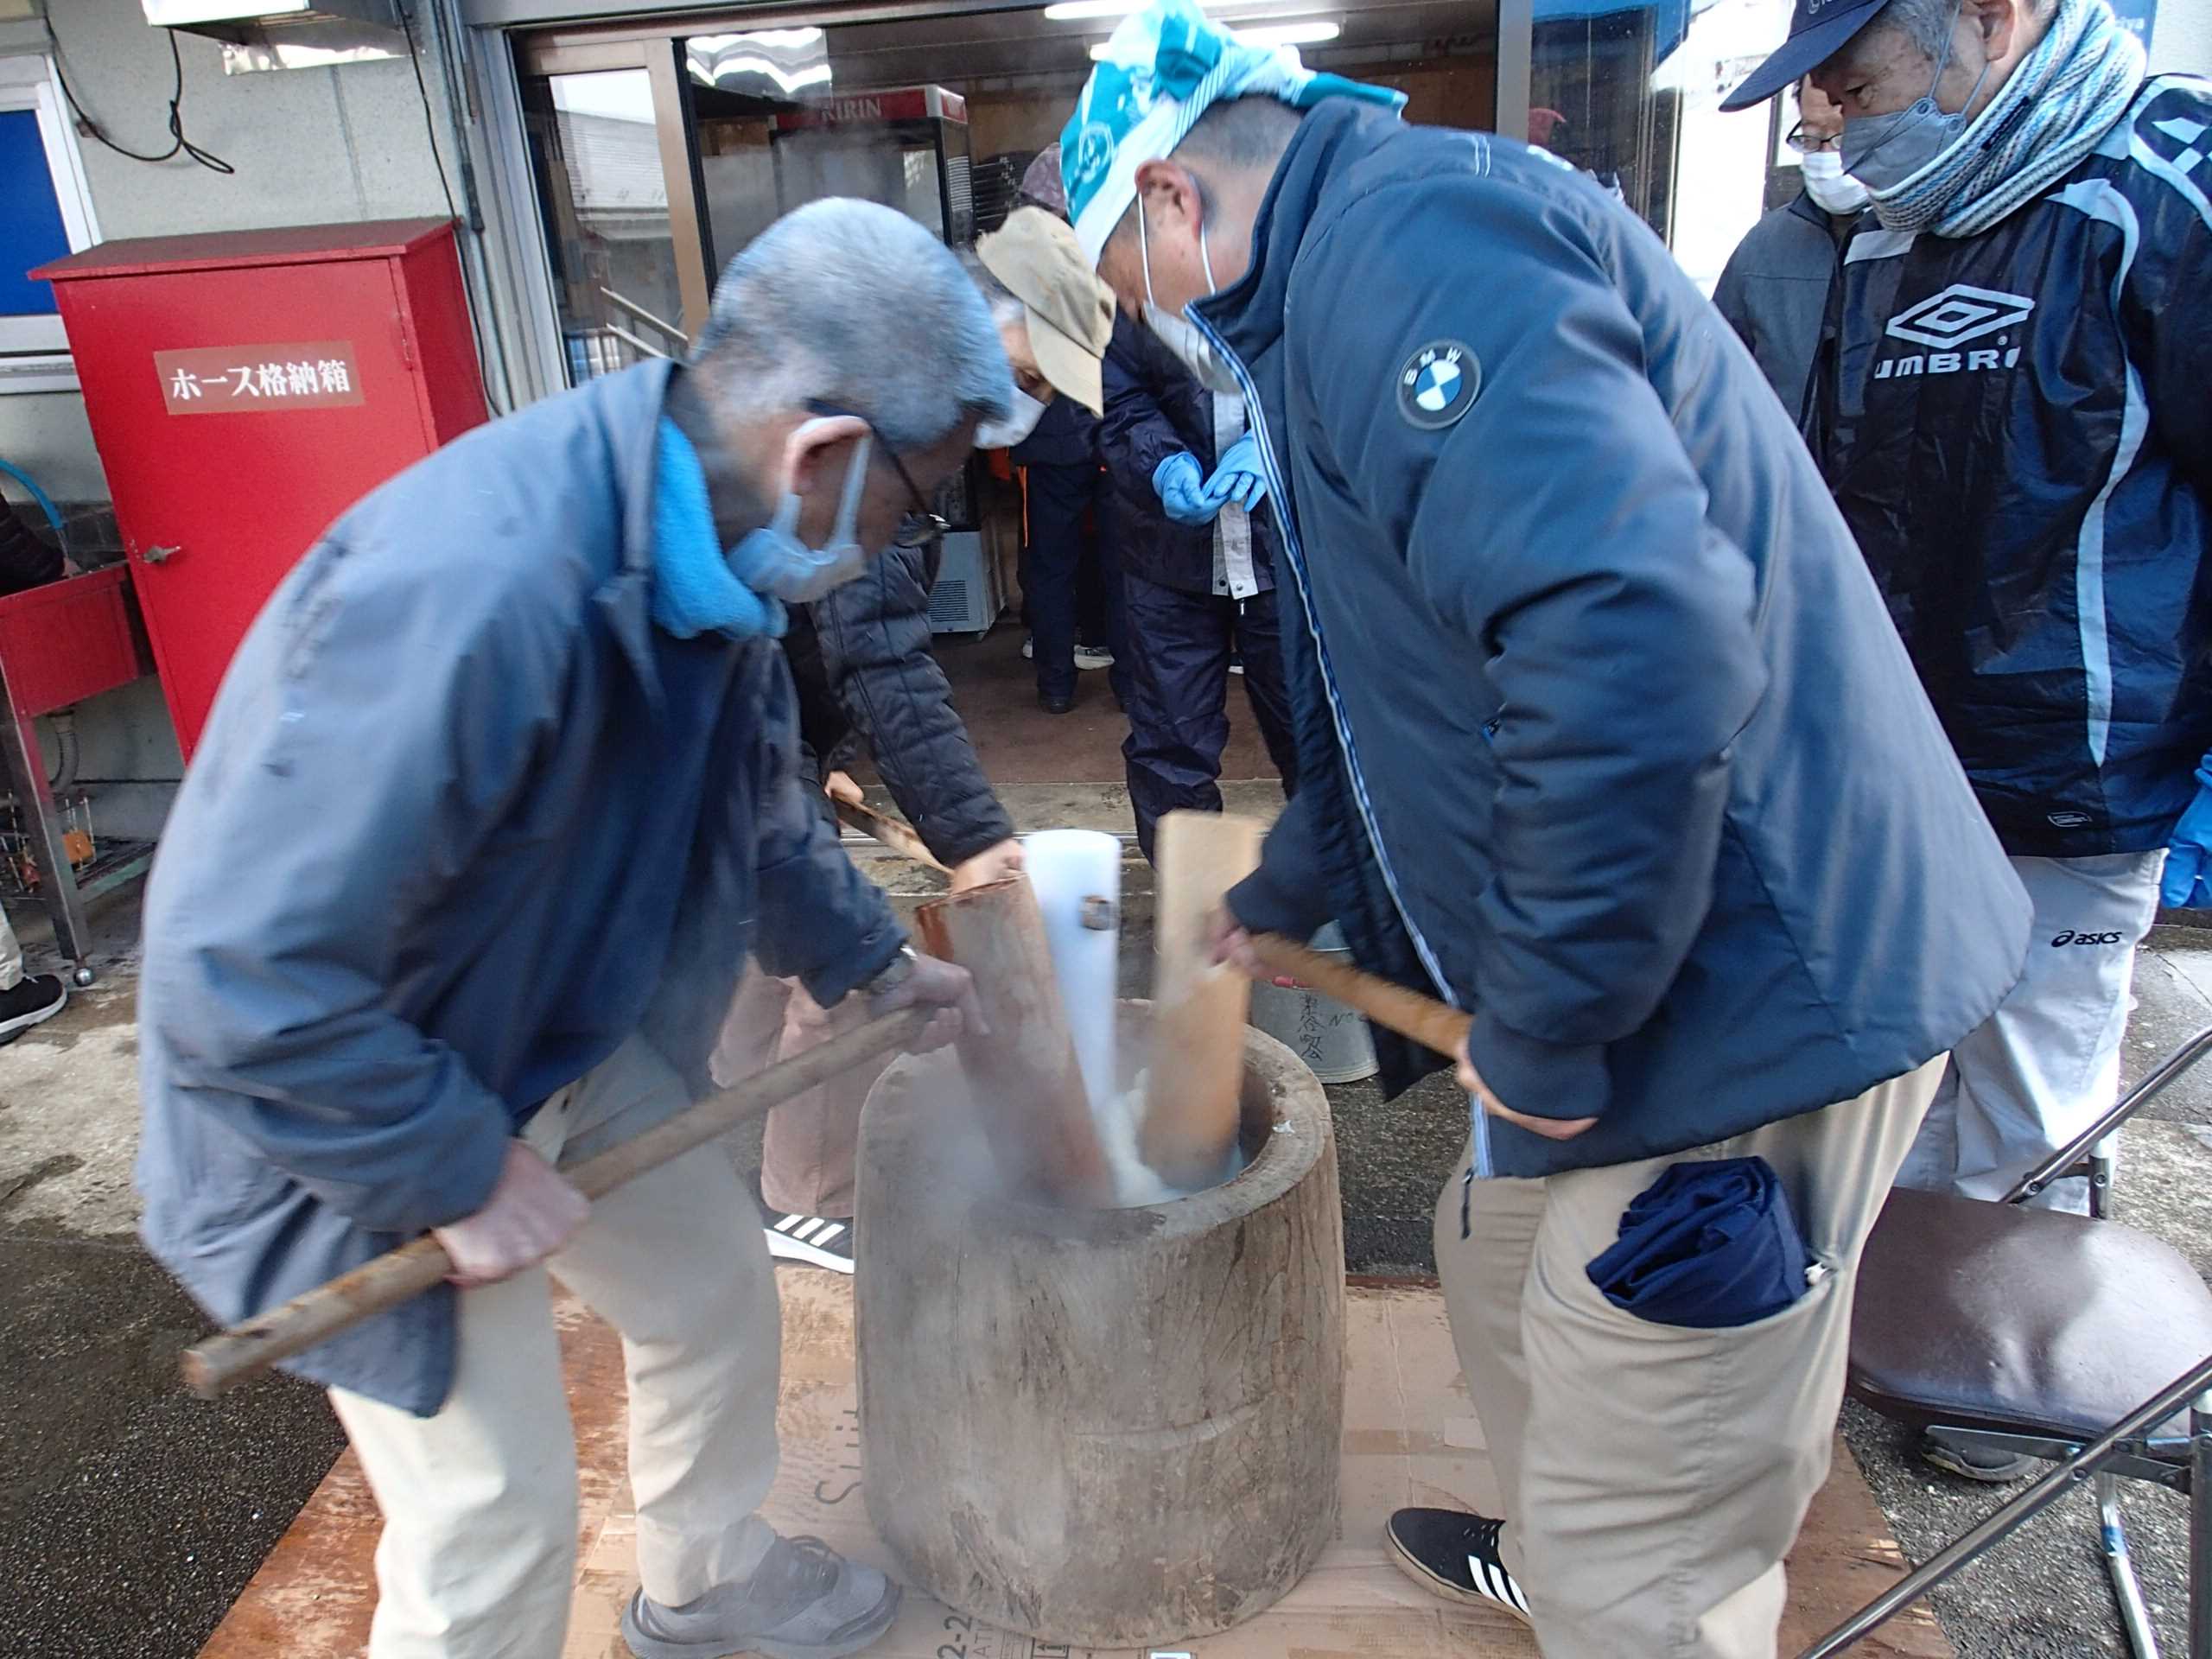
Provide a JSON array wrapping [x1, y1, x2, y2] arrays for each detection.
[[693, 198, 1013, 447], [1870, 0, 2055, 59]]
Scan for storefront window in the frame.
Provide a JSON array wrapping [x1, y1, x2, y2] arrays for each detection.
[[1529, 0, 1789, 293], [521, 67, 690, 383], [518, 0, 1506, 394], [684, 27, 982, 280]]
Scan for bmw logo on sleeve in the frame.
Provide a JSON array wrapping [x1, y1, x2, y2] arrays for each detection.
[[1398, 340, 1480, 430]]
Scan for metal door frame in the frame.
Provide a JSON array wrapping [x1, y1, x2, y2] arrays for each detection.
[[509, 32, 715, 359], [1492, 0, 1531, 161]]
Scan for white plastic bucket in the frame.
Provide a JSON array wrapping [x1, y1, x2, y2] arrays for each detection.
[[1246, 924, 1379, 1084]]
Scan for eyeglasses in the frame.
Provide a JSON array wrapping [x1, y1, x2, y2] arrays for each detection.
[[1784, 121, 1840, 155], [808, 401, 950, 550], [881, 441, 950, 550]]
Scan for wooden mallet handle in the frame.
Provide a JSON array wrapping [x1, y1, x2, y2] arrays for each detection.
[[1244, 932, 1472, 1058], [180, 1003, 932, 1400], [832, 797, 950, 874]]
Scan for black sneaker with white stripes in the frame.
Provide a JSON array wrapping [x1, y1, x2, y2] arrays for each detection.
[[1386, 1508, 1531, 1625], [761, 1205, 855, 1274], [0, 974, 67, 1046]]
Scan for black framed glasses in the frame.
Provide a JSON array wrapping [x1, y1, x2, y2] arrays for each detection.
[[1784, 121, 1840, 155], [808, 401, 950, 550], [880, 442, 950, 549]]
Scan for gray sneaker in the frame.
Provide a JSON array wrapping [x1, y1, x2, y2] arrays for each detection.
[[1923, 1434, 2040, 1484], [622, 1534, 901, 1659]]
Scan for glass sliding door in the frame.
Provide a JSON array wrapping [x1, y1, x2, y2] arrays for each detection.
[[518, 39, 710, 385], [1506, 0, 1791, 290]]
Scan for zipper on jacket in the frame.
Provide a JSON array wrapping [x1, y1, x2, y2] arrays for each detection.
[[1187, 307, 1493, 1180]]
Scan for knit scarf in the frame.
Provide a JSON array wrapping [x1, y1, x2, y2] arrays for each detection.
[[1872, 0, 2145, 238]]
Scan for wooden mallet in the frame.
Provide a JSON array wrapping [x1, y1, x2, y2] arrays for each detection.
[[180, 1003, 934, 1399], [912, 875, 1118, 1207], [832, 796, 949, 874], [1139, 810, 1266, 1190]]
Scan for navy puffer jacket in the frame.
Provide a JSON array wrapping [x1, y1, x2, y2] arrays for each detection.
[[1205, 105, 2030, 1179], [784, 541, 1014, 868]]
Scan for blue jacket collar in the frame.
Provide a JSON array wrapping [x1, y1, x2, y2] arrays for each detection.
[[1193, 101, 1393, 373], [581, 357, 683, 720]]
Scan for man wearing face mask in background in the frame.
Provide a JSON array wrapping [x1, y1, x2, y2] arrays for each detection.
[[1063, 4, 2031, 1649], [1726, 0, 2212, 1334], [1713, 79, 1866, 420], [134, 200, 999, 1659]]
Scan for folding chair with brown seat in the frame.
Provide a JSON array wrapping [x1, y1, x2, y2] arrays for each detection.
[[1797, 1027, 2212, 1659]]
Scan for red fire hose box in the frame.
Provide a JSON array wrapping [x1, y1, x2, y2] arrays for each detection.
[[33, 219, 488, 760]]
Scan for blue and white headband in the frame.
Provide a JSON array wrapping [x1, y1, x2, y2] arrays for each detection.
[[1060, 0, 1406, 266]]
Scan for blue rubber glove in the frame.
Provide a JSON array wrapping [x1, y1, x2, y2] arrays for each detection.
[[2161, 760, 2212, 909], [1153, 452, 1219, 526], [1202, 433, 1268, 512]]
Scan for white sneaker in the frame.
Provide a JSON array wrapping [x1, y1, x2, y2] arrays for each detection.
[[623, 1533, 899, 1659], [1075, 643, 1116, 671]]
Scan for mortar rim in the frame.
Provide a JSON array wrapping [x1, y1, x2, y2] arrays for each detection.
[[863, 1000, 1332, 1242]]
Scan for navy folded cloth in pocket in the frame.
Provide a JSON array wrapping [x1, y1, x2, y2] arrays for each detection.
[[1585, 1155, 1813, 1329]]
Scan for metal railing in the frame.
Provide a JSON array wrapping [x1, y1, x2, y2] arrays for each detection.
[[598, 286, 689, 356]]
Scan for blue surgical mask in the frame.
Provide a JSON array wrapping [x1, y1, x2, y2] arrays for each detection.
[[729, 429, 872, 605], [1839, 16, 1991, 196]]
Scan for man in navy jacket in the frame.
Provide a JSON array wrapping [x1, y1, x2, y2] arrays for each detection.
[[1098, 313, 1299, 859], [1059, 7, 2030, 1652], [1727, 0, 2212, 1266]]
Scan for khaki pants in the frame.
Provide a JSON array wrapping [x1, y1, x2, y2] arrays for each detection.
[[330, 1037, 783, 1659], [715, 966, 885, 1219], [1436, 1058, 1943, 1659], [0, 901, 19, 991]]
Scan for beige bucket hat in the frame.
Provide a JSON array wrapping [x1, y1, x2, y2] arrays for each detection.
[[976, 207, 1116, 416]]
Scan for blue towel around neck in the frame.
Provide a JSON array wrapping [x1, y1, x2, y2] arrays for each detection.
[[651, 416, 785, 641]]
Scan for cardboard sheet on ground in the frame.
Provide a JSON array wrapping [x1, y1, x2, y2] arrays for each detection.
[[201, 1275, 1949, 1659]]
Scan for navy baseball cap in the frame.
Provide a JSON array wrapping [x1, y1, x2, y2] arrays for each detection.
[[1719, 0, 1891, 111]]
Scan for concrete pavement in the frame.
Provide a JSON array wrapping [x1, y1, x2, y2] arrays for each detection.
[[1, 869, 2208, 1656]]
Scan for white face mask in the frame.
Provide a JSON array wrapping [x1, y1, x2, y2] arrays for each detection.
[[728, 427, 872, 604], [1135, 193, 1243, 396], [975, 388, 1047, 449], [1799, 149, 1872, 214], [1142, 303, 1242, 396]]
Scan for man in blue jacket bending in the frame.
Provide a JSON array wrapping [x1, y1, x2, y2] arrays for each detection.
[[1061, 7, 2031, 1655], [137, 200, 995, 1659]]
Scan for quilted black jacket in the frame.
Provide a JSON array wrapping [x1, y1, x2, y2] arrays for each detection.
[[786, 540, 1014, 868]]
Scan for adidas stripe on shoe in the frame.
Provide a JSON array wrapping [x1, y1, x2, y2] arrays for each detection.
[[764, 1211, 855, 1274], [1385, 1508, 1531, 1625]]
